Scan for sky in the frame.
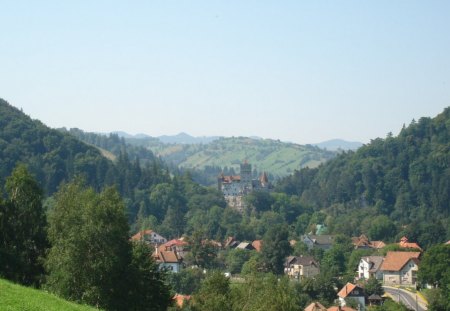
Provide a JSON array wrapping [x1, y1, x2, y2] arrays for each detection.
[[1, 1, 449, 144]]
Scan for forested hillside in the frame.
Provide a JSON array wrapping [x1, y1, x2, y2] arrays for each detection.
[[123, 136, 337, 185], [277, 107, 450, 246]]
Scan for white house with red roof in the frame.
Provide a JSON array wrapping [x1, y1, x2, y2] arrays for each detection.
[[380, 251, 421, 286], [130, 229, 167, 245], [337, 283, 366, 310]]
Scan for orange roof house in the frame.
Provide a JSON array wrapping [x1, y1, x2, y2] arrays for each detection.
[[130, 230, 167, 245], [252, 240, 262, 252], [380, 251, 420, 271], [398, 236, 422, 251], [380, 251, 421, 286], [304, 302, 327, 311], [337, 283, 365, 309], [351, 234, 385, 249]]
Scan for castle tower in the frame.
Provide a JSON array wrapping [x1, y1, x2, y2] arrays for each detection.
[[240, 161, 252, 185]]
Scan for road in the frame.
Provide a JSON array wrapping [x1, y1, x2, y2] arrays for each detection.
[[383, 286, 427, 311]]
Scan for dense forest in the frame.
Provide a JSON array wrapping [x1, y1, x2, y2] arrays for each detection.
[[276, 108, 450, 247]]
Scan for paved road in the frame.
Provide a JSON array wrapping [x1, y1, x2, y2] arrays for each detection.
[[383, 286, 427, 311]]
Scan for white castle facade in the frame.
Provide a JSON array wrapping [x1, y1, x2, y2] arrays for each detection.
[[218, 162, 270, 212]]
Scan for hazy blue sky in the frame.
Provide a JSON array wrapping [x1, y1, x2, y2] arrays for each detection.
[[1, 1, 449, 144]]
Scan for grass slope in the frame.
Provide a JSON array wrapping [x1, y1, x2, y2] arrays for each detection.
[[0, 278, 98, 311], [152, 137, 336, 178]]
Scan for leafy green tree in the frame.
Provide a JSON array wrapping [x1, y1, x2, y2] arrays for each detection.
[[45, 181, 131, 310], [368, 215, 397, 241], [261, 224, 292, 274], [191, 271, 231, 311], [225, 248, 252, 274], [0, 164, 47, 286], [364, 277, 384, 296], [418, 244, 450, 288], [128, 241, 173, 311], [231, 274, 300, 311], [167, 267, 205, 295]]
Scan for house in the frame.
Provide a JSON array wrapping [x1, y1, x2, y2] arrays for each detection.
[[337, 283, 366, 310], [304, 302, 327, 311], [224, 236, 240, 249], [398, 236, 422, 251], [380, 251, 420, 287], [302, 235, 335, 250], [357, 256, 384, 280], [130, 230, 167, 245], [285, 255, 320, 279], [154, 249, 183, 273], [351, 234, 385, 250], [160, 238, 189, 258], [252, 240, 262, 252], [236, 242, 255, 250]]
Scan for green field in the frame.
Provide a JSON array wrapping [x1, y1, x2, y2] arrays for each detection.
[[142, 136, 337, 178], [0, 279, 98, 311]]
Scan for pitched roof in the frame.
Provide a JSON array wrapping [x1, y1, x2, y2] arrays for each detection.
[[236, 242, 255, 250], [370, 241, 386, 249], [398, 236, 422, 251], [361, 256, 384, 273], [286, 255, 318, 267], [130, 229, 153, 241], [309, 235, 335, 245], [380, 251, 421, 271], [252, 240, 262, 252], [157, 250, 182, 263], [164, 239, 188, 248], [337, 283, 364, 298], [304, 302, 327, 311]]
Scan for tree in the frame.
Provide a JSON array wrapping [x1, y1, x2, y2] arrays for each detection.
[[364, 277, 384, 296], [368, 215, 397, 241], [0, 164, 47, 286], [191, 271, 231, 311], [45, 181, 132, 310], [128, 241, 173, 311], [418, 244, 450, 289], [167, 267, 204, 295], [225, 248, 252, 274], [261, 224, 292, 274]]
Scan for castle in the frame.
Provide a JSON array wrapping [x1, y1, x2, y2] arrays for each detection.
[[218, 162, 270, 212]]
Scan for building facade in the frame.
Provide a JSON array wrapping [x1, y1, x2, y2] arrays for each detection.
[[218, 162, 270, 212]]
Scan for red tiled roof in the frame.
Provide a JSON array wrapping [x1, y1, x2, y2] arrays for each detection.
[[370, 241, 386, 249], [252, 240, 262, 252], [164, 239, 188, 248], [304, 302, 327, 311], [380, 251, 421, 271], [157, 250, 182, 263], [131, 229, 153, 241], [337, 283, 363, 298], [398, 236, 422, 251]]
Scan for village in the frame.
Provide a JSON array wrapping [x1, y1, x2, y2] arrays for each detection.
[[132, 225, 440, 310]]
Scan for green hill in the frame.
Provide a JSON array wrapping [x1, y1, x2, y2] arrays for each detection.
[[119, 136, 337, 185], [0, 278, 98, 311], [277, 107, 450, 246]]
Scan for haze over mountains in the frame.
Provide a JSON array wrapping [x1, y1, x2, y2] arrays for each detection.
[[112, 131, 363, 150]]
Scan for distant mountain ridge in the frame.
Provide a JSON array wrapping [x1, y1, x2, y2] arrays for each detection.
[[313, 139, 363, 151]]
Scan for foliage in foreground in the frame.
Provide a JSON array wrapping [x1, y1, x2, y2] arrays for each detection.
[[45, 180, 172, 311], [0, 278, 97, 311]]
